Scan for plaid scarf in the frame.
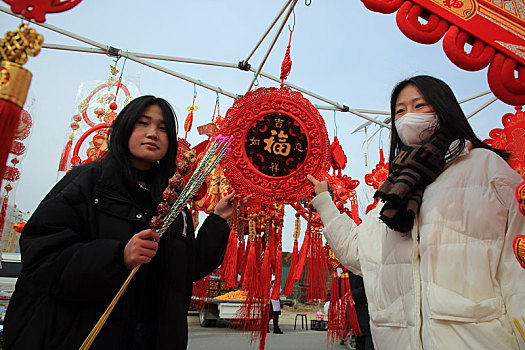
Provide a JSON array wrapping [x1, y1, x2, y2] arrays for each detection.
[[374, 133, 453, 234]]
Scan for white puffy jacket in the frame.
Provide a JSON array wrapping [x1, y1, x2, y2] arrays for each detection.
[[312, 147, 525, 349]]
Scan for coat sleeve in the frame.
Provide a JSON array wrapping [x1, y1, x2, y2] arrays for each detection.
[[491, 159, 525, 349], [311, 191, 362, 276], [19, 168, 128, 301], [192, 213, 230, 281]]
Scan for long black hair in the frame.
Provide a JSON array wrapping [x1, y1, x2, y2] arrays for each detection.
[[106, 95, 178, 200], [388, 75, 508, 170]]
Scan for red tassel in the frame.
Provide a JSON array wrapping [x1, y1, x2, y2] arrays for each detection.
[[305, 228, 328, 302], [257, 239, 273, 349], [190, 274, 210, 311], [280, 29, 293, 87], [327, 271, 341, 344], [293, 228, 310, 281], [282, 239, 298, 295], [351, 198, 360, 225], [271, 228, 283, 300], [184, 110, 193, 139], [0, 195, 9, 239], [58, 134, 73, 172], [236, 236, 245, 276], [220, 228, 239, 288], [241, 241, 258, 293], [343, 272, 362, 337], [0, 62, 31, 189], [340, 272, 349, 337]]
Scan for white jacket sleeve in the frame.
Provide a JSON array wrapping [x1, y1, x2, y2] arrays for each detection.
[[492, 160, 525, 349], [311, 191, 362, 276]]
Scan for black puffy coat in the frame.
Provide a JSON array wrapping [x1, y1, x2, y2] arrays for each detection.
[[3, 156, 230, 350]]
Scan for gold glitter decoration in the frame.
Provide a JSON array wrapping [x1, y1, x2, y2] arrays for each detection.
[[0, 24, 43, 65], [78, 99, 89, 113]]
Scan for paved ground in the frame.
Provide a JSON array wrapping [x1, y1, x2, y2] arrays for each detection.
[[187, 310, 350, 350]]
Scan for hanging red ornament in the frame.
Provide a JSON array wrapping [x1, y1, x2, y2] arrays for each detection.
[[185, 103, 198, 139], [220, 86, 330, 204], [330, 136, 348, 172], [484, 106, 525, 179], [3, 0, 83, 22], [513, 235, 525, 269], [109, 102, 118, 110], [365, 148, 389, 189], [280, 29, 293, 86], [0, 24, 42, 188]]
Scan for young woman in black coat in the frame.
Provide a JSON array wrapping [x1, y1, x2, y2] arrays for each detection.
[[3, 95, 243, 350]]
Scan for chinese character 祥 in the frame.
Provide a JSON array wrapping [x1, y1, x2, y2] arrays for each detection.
[[270, 163, 279, 173]]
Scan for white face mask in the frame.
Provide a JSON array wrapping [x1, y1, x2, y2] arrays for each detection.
[[395, 112, 439, 146]]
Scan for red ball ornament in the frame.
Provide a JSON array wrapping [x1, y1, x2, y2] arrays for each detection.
[[109, 102, 118, 110]]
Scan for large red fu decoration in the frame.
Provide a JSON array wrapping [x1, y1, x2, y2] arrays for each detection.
[[220, 86, 330, 204], [361, 0, 525, 106]]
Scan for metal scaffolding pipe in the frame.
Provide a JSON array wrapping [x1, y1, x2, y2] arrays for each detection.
[[0, 6, 239, 99], [467, 96, 498, 119], [41, 43, 239, 68], [246, 0, 298, 92], [243, 0, 294, 64]]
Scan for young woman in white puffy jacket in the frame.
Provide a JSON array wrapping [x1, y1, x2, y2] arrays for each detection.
[[308, 75, 525, 350]]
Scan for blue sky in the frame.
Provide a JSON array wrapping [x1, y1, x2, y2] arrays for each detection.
[[0, 1, 514, 251]]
